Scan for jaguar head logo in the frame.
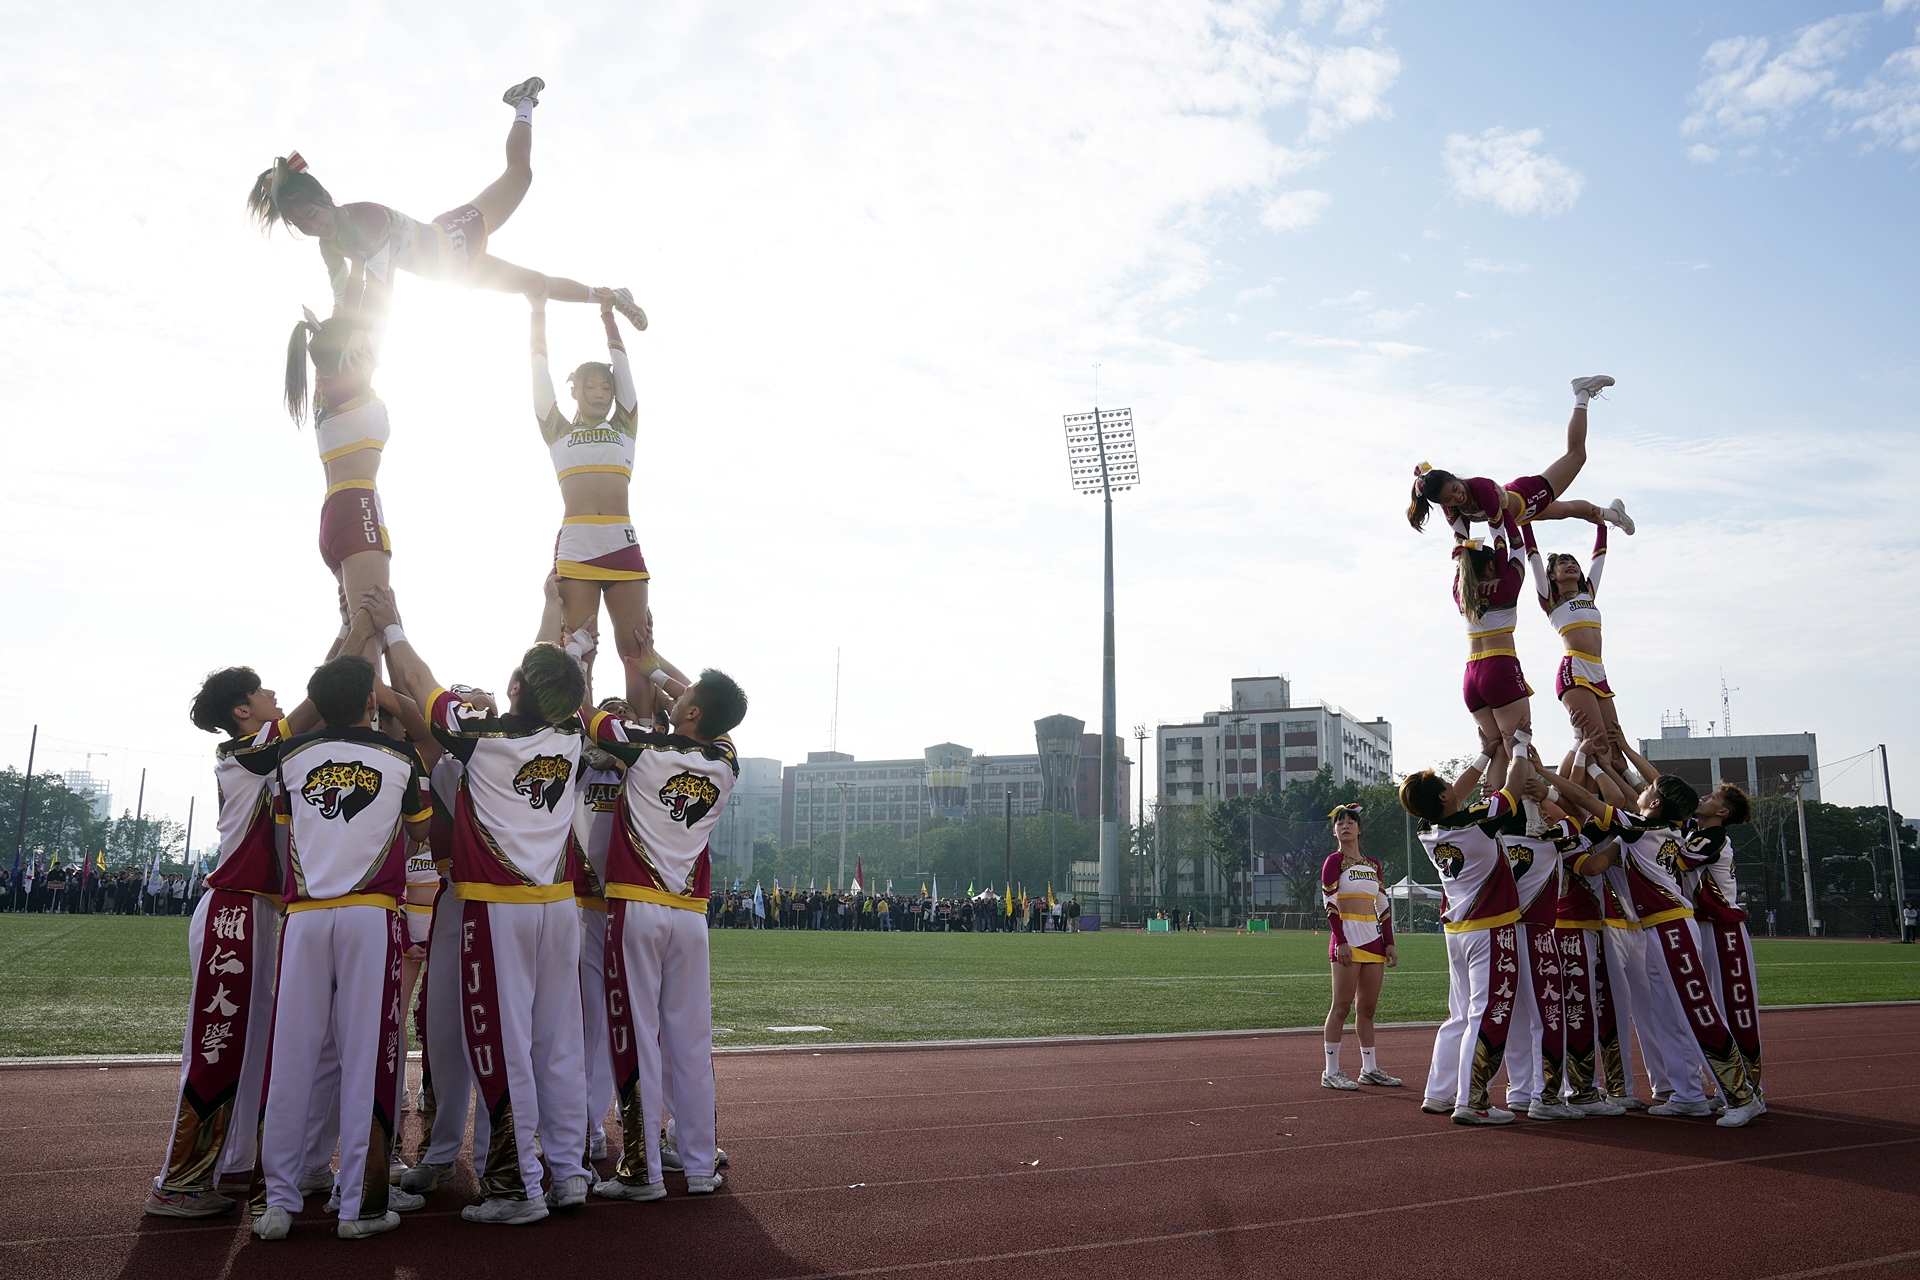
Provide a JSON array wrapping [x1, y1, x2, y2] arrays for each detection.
[[301, 760, 383, 822], [1505, 841, 1535, 879], [659, 771, 720, 827], [1657, 838, 1684, 877], [1433, 841, 1465, 880], [512, 755, 573, 812]]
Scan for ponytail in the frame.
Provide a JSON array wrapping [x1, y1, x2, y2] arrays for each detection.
[[1407, 464, 1456, 532], [284, 317, 317, 426], [1455, 545, 1493, 622], [248, 153, 334, 231]]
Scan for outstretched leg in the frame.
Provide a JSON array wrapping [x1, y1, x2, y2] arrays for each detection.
[[468, 86, 538, 234], [1539, 402, 1588, 501]]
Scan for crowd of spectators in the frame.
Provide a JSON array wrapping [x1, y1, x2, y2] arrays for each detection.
[[707, 889, 1084, 932], [0, 864, 198, 916]]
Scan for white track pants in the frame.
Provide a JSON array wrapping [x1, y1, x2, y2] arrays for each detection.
[[421, 889, 480, 1167], [1503, 923, 1545, 1106], [579, 906, 616, 1148], [261, 906, 395, 1219], [1600, 924, 1662, 1098], [1641, 934, 1709, 1103], [459, 898, 589, 1198], [1423, 924, 1518, 1112], [606, 899, 717, 1184]]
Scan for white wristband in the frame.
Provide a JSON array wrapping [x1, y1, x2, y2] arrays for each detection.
[[564, 628, 595, 659], [648, 668, 672, 687], [1547, 785, 1561, 804], [383, 625, 407, 649], [335, 618, 352, 641], [1587, 764, 1603, 779], [1623, 766, 1645, 787], [1471, 753, 1491, 773]]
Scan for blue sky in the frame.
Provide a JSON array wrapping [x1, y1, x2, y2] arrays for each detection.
[[2, 0, 1915, 841]]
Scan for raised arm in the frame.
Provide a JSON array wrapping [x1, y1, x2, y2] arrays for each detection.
[[1613, 732, 1657, 787], [1586, 521, 1608, 595], [1438, 754, 1489, 814], [597, 297, 636, 417], [359, 585, 441, 713], [1526, 532, 1552, 612], [377, 685, 443, 771], [531, 296, 562, 439]]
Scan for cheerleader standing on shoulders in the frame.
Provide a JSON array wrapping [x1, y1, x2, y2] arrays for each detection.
[[1319, 804, 1401, 1091]]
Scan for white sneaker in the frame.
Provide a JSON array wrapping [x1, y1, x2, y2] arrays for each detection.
[[544, 1175, 589, 1209], [1420, 1097, 1454, 1115], [461, 1196, 549, 1225], [1605, 498, 1635, 535], [1648, 1098, 1715, 1117], [1527, 1099, 1586, 1121], [144, 1186, 235, 1219], [610, 287, 648, 332], [297, 1166, 334, 1197], [716, 1146, 728, 1168], [388, 1155, 408, 1184], [399, 1162, 452, 1194], [337, 1210, 402, 1240], [388, 1188, 426, 1212], [326, 1185, 341, 1213], [1574, 1097, 1626, 1116], [1571, 374, 1615, 398], [251, 1205, 292, 1241], [1752, 1088, 1768, 1116], [1320, 1070, 1360, 1092], [685, 1174, 724, 1194], [589, 1131, 608, 1162], [1617, 1095, 1650, 1111], [593, 1178, 668, 1202], [1716, 1101, 1762, 1129], [659, 1132, 684, 1172], [1452, 1105, 1515, 1126], [501, 76, 545, 107], [1358, 1068, 1403, 1087]]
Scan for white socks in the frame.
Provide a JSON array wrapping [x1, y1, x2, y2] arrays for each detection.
[[1323, 1043, 1340, 1075], [514, 98, 536, 124], [1361, 1046, 1378, 1075], [1575, 388, 1591, 408]]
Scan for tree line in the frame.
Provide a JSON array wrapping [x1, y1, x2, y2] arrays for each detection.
[[0, 768, 190, 874]]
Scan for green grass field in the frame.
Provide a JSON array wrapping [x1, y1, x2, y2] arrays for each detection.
[[2, 915, 1915, 1056]]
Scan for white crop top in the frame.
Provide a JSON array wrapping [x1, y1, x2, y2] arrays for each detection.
[[534, 311, 638, 483], [1531, 524, 1608, 643], [315, 393, 390, 464]]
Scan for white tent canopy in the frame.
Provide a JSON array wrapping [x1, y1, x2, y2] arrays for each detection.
[[1388, 876, 1443, 901]]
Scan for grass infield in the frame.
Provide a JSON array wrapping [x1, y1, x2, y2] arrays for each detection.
[[1, 915, 1915, 1057]]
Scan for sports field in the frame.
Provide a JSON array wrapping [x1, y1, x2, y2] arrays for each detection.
[[2, 915, 1915, 1056]]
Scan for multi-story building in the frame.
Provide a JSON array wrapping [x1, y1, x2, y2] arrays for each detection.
[[63, 769, 111, 823], [710, 757, 783, 884], [779, 725, 1132, 849], [1156, 675, 1393, 805], [1639, 715, 1820, 801]]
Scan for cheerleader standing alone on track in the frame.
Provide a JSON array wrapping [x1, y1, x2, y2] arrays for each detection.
[[1319, 804, 1402, 1090]]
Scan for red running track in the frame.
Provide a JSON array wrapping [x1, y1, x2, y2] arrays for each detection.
[[3, 1006, 1917, 1280]]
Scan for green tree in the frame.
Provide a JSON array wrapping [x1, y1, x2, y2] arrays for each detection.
[[0, 769, 108, 871]]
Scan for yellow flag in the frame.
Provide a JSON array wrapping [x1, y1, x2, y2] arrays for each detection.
[[95, 850, 105, 872], [1005, 883, 1013, 916]]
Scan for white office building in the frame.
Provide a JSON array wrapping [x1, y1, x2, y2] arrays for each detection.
[[1639, 714, 1820, 801], [1156, 676, 1393, 806], [710, 757, 784, 884]]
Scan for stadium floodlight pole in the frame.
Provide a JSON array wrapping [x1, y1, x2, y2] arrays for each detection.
[[1792, 772, 1818, 937], [1880, 745, 1907, 914], [1063, 396, 1139, 913], [1134, 723, 1149, 909], [836, 780, 853, 893]]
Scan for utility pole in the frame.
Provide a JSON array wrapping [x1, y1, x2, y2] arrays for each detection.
[[1881, 745, 1907, 915], [10, 725, 35, 912], [1791, 772, 1818, 937], [835, 780, 853, 893], [1134, 722, 1148, 909]]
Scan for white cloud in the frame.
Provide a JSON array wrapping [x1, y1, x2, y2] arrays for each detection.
[[1686, 142, 1722, 162], [1317, 289, 1375, 308], [1260, 188, 1332, 231], [1368, 306, 1422, 332], [1830, 38, 1920, 150], [1305, 43, 1402, 141], [1442, 127, 1585, 217], [1463, 257, 1530, 274], [1681, 20, 1865, 140], [1299, 0, 1388, 37], [1234, 278, 1284, 302]]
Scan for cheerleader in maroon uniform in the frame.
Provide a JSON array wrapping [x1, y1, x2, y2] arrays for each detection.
[[1318, 804, 1400, 1090]]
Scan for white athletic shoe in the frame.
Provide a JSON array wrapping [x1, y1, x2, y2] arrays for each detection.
[[685, 1173, 724, 1194], [1648, 1098, 1715, 1118], [1617, 1095, 1650, 1111], [1320, 1070, 1360, 1092], [1605, 498, 1636, 535], [326, 1184, 341, 1213], [388, 1155, 408, 1184], [589, 1131, 608, 1162], [297, 1166, 334, 1197], [659, 1131, 684, 1172], [461, 1195, 550, 1225], [1452, 1105, 1515, 1126], [544, 1175, 589, 1209], [1420, 1097, 1454, 1115], [593, 1177, 668, 1202], [1573, 1097, 1626, 1117], [399, 1162, 452, 1194], [1752, 1088, 1768, 1116], [337, 1210, 402, 1240], [387, 1188, 426, 1212], [502, 77, 545, 107], [717, 1146, 729, 1168], [1716, 1101, 1762, 1129], [251, 1205, 292, 1241], [144, 1186, 235, 1219], [1527, 1099, 1586, 1121], [610, 287, 649, 332], [1571, 374, 1615, 398], [1358, 1068, 1404, 1087]]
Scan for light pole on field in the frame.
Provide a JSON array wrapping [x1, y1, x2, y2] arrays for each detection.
[[1063, 389, 1139, 915], [836, 780, 853, 893]]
